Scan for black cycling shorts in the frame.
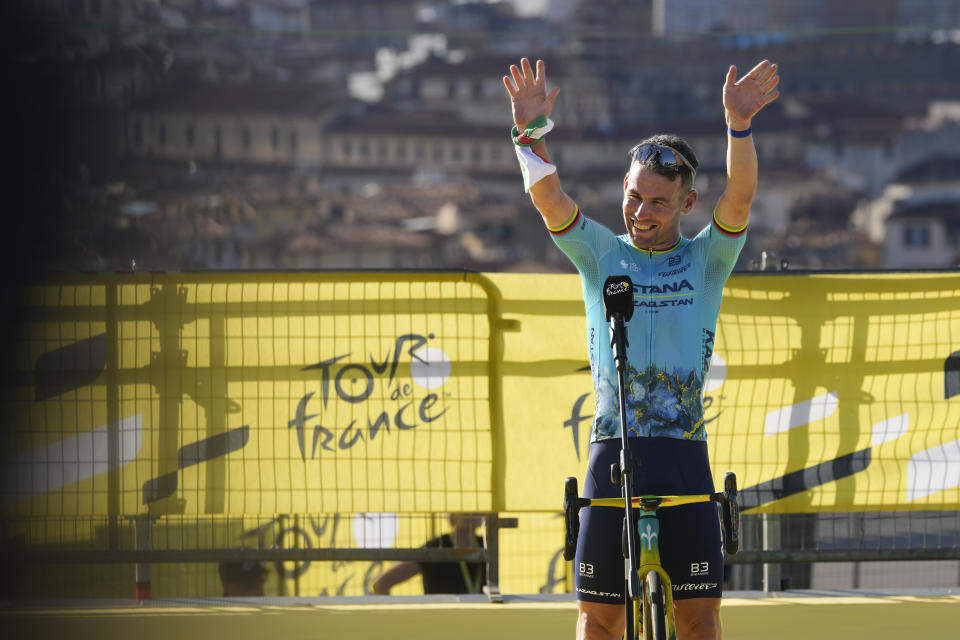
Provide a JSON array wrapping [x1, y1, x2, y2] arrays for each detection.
[[574, 437, 724, 604]]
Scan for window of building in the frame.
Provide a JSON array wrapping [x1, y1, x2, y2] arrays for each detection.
[[358, 139, 369, 158], [289, 129, 298, 155], [271, 127, 280, 150], [241, 125, 251, 150], [186, 123, 195, 147], [432, 143, 444, 162], [342, 139, 352, 157], [904, 223, 930, 248], [397, 141, 408, 161], [451, 146, 462, 162]]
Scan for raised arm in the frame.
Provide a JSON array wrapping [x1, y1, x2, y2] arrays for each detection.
[[714, 60, 780, 231], [503, 58, 577, 229]]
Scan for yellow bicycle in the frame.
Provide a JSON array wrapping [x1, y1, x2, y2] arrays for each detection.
[[563, 472, 740, 640]]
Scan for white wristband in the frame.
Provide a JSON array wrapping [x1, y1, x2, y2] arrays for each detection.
[[514, 145, 557, 192]]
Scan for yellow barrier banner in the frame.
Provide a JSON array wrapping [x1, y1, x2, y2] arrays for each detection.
[[3, 271, 960, 520], [4, 273, 496, 518], [491, 271, 960, 514]]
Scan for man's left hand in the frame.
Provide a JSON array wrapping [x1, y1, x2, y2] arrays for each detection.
[[723, 60, 780, 130]]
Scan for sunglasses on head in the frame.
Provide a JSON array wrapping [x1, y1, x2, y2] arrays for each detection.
[[628, 143, 696, 181]]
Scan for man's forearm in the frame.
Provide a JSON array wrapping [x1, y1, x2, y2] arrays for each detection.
[[526, 140, 577, 228], [724, 130, 759, 209], [714, 116, 759, 229]]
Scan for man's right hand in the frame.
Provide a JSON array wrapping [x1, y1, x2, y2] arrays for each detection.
[[503, 58, 560, 130]]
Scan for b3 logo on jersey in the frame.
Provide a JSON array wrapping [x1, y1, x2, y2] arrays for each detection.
[[579, 562, 595, 578], [690, 561, 709, 576]]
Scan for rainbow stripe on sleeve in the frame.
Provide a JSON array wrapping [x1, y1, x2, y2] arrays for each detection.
[[547, 206, 582, 236], [712, 211, 748, 237]]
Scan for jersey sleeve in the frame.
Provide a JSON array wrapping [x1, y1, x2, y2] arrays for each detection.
[[693, 211, 748, 293], [549, 206, 620, 295]]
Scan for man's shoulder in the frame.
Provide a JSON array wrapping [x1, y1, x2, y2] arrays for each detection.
[[551, 210, 620, 243], [688, 222, 715, 244], [685, 220, 746, 254]]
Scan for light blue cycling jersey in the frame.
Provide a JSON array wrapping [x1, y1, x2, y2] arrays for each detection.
[[551, 207, 747, 442]]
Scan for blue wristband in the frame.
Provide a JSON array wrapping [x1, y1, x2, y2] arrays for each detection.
[[728, 126, 752, 138]]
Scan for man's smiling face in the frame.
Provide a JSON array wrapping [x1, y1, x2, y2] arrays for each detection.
[[621, 165, 697, 251]]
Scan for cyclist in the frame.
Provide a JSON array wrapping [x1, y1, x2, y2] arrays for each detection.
[[502, 57, 779, 640]]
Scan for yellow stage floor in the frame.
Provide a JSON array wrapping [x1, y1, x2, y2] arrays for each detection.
[[4, 592, 958, 640]]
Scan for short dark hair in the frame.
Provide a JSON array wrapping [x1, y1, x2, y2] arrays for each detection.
[[630, 133, 699, 192]]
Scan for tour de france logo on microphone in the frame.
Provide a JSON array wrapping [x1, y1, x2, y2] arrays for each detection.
[[605, 280, 631, 296]]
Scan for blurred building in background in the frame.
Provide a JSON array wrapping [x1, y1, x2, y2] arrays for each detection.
[[7, 0, 960, 273]]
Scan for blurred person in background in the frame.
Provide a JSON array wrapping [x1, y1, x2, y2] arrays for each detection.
[[218, 560, 268, 597], [372, 513, 487, 595]]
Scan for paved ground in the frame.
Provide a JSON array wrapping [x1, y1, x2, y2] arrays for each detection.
[[3, 590, 958, 640]]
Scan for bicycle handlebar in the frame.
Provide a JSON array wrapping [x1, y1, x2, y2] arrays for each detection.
[[562, 471, 741, 562], [563, 476, 587, 561], [718, 471, 740, 555]]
